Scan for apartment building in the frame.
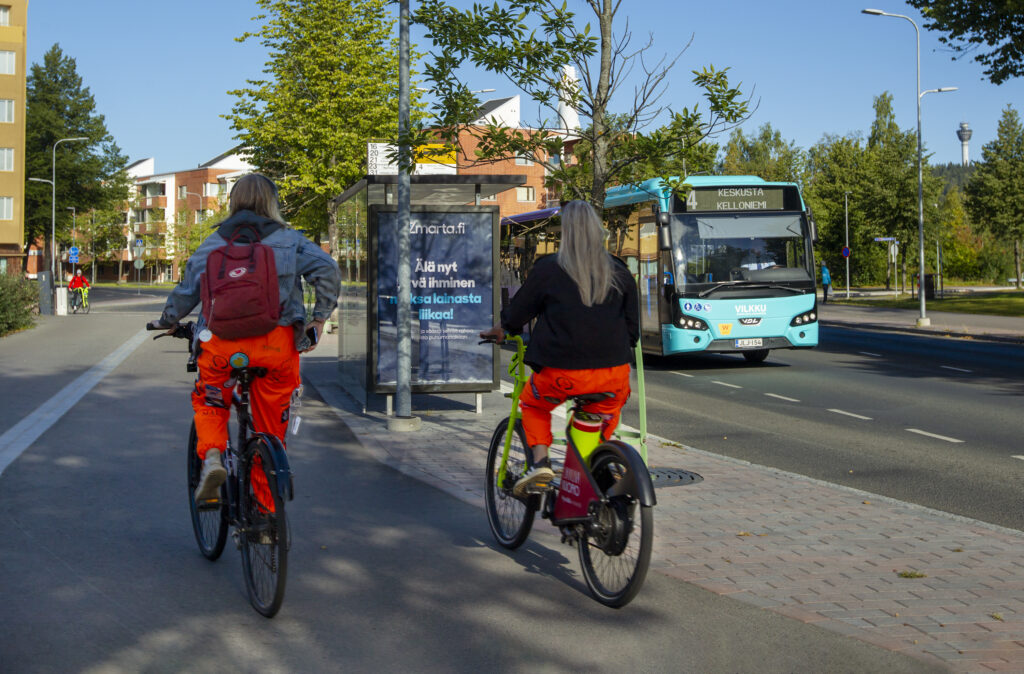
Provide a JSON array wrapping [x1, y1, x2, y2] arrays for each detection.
[[125, 149, 252, 281], [456, 95, 561, 215], [0, 1, 26, 276]]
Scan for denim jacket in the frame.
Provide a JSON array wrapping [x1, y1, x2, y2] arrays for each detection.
[[159, 210, 341, 342]]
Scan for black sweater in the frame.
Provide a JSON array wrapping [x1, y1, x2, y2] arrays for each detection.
[[501, 254, 639, 370]]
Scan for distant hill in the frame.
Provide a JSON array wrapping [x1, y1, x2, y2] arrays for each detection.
[[931, 162, 975, 195]]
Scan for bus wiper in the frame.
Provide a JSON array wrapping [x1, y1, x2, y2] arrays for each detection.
[[697, 281, 746, 297], [697, 282, 806, 298]]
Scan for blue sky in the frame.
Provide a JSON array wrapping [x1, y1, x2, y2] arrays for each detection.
[[29, 0, 1024, 174]]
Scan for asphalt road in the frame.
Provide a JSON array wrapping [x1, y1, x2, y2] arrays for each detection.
[[625, 325, 1024, 531], [0, 291, 934, 672]]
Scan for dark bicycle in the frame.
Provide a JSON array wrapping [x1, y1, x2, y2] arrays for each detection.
[[149, 322, 293, 617]]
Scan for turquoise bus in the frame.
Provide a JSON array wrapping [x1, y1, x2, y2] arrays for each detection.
[[500, 175, 819, 363]]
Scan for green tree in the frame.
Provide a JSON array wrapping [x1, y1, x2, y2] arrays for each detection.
[[966, 104, 1024, 288], [861, 92, 943, 290], [905, 0, 1024, 85], [413, 0, 750, 210], [804, 134, 877, 285], [25, 44, 130, 272], [226, 0, 401, 256], [719, 123, 807, 184]]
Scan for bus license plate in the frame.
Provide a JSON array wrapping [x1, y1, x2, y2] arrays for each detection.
[[735, 338, 763, 348]]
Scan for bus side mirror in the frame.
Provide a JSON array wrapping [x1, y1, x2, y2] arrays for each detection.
[[657, 212, 672, 250]]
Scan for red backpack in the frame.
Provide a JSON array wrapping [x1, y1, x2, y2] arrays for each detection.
[[200, 227, 281, 339]]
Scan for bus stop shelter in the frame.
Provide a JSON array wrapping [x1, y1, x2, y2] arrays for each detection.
[[334, 174, 526, 413]]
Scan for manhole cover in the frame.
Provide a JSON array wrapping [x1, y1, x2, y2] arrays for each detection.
[[648, 468, 703, 488]]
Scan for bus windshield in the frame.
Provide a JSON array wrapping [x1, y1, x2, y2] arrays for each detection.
[[670, 212, 813, 294]]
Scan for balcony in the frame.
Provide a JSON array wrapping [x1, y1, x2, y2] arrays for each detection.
[[138, 196, 167, 209]]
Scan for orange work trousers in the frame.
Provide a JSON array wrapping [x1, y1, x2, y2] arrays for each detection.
[[519, 364, 631, 448], [192, 325, 300, 459]]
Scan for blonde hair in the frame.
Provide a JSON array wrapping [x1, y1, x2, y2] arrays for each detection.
[[228, 173, 284, 224], [556, 200, 620, 306]]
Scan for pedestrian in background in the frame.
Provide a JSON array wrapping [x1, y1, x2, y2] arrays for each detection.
[[821, 262, 832, 304]]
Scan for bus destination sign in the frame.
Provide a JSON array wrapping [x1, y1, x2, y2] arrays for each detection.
[[685, 186, 787, 212]]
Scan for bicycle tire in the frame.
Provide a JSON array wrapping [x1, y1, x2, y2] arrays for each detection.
[[239, 437, 288, 618], [82, 297, 90, 314], [578, 444, 653, 608], [485, 417, 536, 549], [186, 422, 228, 560]]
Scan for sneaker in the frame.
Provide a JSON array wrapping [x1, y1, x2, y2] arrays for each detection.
[[195, 449, 227, 502], [513, 458, 555, 497]]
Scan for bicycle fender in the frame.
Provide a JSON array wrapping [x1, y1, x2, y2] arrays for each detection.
[[595, 440, 657, 507], [252, 433, 294, 502]]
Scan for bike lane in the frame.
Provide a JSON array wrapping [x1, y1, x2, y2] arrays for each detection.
[[1, 308, 937, 672]]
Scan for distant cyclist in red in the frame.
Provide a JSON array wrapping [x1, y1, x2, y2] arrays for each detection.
[[480, 200, 639, 496], [68, 269, 90, 310], [68, 269, 89, 291]]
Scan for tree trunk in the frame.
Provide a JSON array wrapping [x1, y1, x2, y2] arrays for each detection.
[[587, 0, 614, 217], [1016, 239, 1022, 290]]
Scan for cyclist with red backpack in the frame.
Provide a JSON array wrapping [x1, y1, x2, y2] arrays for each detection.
[[149, 173, 340, 502]]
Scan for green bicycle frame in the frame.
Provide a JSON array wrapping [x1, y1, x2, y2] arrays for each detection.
[[496, 336, 649, 488]]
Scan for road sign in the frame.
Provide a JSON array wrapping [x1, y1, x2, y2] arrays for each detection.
[[841, 246, 851, 258], [69, 246, 79, 256], [873, 237, 896, 242], [135, 239, 143, 247], [68, 255, 79, 264], [134, 259, 145, 270]]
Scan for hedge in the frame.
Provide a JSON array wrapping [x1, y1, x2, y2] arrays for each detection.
[[0, 275, 37, 337]]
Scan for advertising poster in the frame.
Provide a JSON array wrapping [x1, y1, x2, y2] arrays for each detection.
[[374, 208, 496, 391]]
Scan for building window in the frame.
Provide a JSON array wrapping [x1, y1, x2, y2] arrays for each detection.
[[0, 196, 12, 220], [0, 99, 13, 123], [0, 7, 9, 27], [0, 51, 14, 75], [515, 154, 533, 166], [0, 147, 13, 171], [204, 182, 225, 197], [177, 185, 187, 200], [516, 186, 535, 202]]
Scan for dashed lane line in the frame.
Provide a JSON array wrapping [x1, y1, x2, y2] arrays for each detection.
[[906, 428, 964, 443], [711, 380, 742, 389], [940, 365, 972, 373], [764, 393, 800, 403], [828, 408, 873, 420], [672, 372, 694, 378], [859, 351, 882, 357]]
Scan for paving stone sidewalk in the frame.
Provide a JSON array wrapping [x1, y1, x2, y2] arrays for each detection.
[[303, 341, 1024, 673]]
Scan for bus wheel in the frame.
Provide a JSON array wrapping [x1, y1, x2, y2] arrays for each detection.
[[742, 349, 769, 364]]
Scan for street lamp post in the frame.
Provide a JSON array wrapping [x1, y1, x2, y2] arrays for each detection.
[[66, 206, 76, 276], [862, 10, 956, 327], [844, 191, 851, 299]]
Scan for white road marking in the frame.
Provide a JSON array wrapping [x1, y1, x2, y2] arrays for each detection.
[[828, 408, 873, 420], [0, 329, 150, 476], [711, 380, 742, 389], [765, 393, 800, 402], [906, 428, 964, 443], [673, 372, 694, 378], [1012, 455, 1024, 462], [859, 351, 882, 357], [940, 365, 972, 373]]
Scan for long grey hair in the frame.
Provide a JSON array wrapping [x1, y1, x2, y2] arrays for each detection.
[[556, 200, 621, 306]]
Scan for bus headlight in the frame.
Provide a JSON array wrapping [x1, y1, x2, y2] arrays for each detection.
[[789, 310, 818, 327], [677, 314, 708, 331]]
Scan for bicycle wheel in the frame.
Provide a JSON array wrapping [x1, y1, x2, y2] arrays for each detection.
[[485, 417, 536, 549], [187, 422, 228, 560], [239, 437, 288, 618], [578, 444, 654, 608], [82, 295, 90, 314]]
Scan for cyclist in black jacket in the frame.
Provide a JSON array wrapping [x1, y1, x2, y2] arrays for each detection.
[[481, 200, 639, 495]]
